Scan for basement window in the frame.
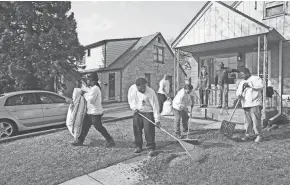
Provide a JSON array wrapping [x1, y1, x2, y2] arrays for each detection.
[[264, 1, 285, 19]]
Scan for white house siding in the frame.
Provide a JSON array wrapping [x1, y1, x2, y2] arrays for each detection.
[[85, 45, 105, 70], [105, 40, 138, 67]]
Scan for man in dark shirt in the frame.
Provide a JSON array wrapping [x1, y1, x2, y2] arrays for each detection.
[[215, 62, 239, 108]]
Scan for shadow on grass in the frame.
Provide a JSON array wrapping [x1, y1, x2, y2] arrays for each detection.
[[264, 131, 290, 141]]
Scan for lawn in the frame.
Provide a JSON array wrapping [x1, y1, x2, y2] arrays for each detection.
[[136, 124, 290, 185], [0, 117, 176, 185]]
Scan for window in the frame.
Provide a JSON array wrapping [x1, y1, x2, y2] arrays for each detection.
[[36, 93, 66, 104], [87, 49, 91, 57], [5, 93, 37, 106], [245, 51, 271, 77], [145, 73, 151, 87], [154, 46, 164, 63], [157, 37, 161, 43], [264, 2, 285, 18]]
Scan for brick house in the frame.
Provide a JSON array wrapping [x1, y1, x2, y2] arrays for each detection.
[[79, 32, 186, 103], [172, 1, 290, 122]]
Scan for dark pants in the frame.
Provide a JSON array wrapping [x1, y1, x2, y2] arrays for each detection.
[[199, 90, 209, 106], [173, 108, 189, 135], [218, 84, 229, 107], [133, 112, 156, 149], [76, 114, 113, 144], [158, 93, 167, 113]]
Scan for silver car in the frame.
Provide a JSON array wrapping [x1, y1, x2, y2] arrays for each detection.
[[0, 90, 71, 138]]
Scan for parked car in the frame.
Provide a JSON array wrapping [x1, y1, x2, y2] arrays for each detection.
[[0, 90, 72, 138]]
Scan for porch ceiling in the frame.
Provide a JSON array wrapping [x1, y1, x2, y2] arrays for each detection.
[[178, 29, 283, 55]]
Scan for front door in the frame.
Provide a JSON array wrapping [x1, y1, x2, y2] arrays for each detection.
[[109, 73, 115, 100]]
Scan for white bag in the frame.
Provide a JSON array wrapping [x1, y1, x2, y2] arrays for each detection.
[[161, 98, 173, 116]]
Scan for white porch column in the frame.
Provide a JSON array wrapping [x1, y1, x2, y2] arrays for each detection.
[[177, 49, 180, 92], [278, 39, 283, 112], [174, 49, 176, 96], [257, 35, 260, 76], [262, 34, 268, 121]]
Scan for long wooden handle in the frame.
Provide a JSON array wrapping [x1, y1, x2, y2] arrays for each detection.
[[228, 98, 241, 122], [138, 113, 180, 141]]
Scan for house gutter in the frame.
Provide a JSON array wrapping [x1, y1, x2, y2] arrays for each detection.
[[268, 39, 283, 126]]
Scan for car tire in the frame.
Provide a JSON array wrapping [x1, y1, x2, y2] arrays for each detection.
[[0, 119, 18, 138]]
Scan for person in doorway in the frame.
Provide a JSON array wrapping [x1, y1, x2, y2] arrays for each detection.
[[71, 73, 115, 147], [172, 84, 194, 138], [157, 75, 170, 113], [215, 62, 240, 108], [128, 78, 161, 154], [236, 67, 264, 142], [196, 66, 210, 107]]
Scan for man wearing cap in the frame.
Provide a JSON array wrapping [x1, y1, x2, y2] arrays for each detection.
[[71, 73, 115, 147], [128, 78, 161, 154], [237, 67, 264, 142], [215, 62, 239, 108], [157, 75, 170, 113]]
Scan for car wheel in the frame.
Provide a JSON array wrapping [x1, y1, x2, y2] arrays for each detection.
[[0, 120, 18, 138]]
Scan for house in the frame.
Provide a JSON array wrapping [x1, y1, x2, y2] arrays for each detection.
[[79, 32, 187, 103], [171, 1, 290, 121]]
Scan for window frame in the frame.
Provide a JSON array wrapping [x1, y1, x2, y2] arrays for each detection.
[[153, 45, 164, 64], [263, 1, 285, 19], [35, 92, 67, 104]]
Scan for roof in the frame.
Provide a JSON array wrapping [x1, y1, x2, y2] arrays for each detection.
[[85, 37, 140, 49], [172, 1, 271, 49], [81, 32, 187, 76], [0, 90, 64, 97]]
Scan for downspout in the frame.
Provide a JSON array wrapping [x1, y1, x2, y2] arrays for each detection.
[[268, 39, 283, 125]]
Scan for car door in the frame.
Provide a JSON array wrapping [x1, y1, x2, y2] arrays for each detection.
[[4, 93, 44, 127], [35, 92, 70, 125]]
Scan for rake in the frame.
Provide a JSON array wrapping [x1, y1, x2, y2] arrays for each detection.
[[138, 113, 203, 161]]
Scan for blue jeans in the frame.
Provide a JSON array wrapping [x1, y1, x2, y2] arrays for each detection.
[[244, 106, 262, 136], [173, 109, 189, 135]]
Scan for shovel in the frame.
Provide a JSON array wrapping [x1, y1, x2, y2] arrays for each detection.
[[180, 108, 199, 144], [138, 113, 203, 161]]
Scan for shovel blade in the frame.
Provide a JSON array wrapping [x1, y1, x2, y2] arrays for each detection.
[[219, 120, 236, 137], [178, 140, 203, 161]]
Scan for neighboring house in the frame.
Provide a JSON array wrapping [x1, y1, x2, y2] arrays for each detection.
[[172, 1, 290, 119], [79, 32, 187, 103]]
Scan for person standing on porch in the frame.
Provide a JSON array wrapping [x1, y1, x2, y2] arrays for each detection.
[[128, 78, 161, 154], [71, 73, 115, 147], [157, 75, 170, 113], [172, 84, 194, 138], [236, 67, 264, 142], [215, 62, 239, 108], [196, 66, 210, 107]]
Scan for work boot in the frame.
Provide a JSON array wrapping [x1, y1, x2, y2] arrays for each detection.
[[105, 139, 115, 148], [134, 147, 142, 153], [148, 149, 157, 157], [71, 140, 83, 146], [255, 135, 262, 143]]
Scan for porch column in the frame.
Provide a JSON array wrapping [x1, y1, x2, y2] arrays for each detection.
[[257, 35, 261, 76], [177, 49, 180, 92], [278, 39, 283, 112], [262, 34, 268, 122], [174, 49, 176, 96]]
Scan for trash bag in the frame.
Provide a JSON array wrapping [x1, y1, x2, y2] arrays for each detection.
[[161, 98, 173, 116]]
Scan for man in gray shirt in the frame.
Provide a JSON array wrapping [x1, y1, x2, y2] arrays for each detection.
[[215, 62, 239, 108]]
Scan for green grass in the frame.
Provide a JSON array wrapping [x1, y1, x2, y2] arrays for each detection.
[[136, 124, 290, 185], [0, 117, 176, 185]]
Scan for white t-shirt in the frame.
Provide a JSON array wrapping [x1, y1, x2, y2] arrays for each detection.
[[157, 79, 170, 95], [172, 88, 193, 111], [84, 85, 104, 115]]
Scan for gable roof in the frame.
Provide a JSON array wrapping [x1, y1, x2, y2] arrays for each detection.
[[172, 1, 271, 49], [85, 37, 140, 49], [81, 32, 187, 76]]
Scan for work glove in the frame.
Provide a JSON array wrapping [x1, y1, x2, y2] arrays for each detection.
[[155, 121, 161, 128], [134, 109, 139, 114]]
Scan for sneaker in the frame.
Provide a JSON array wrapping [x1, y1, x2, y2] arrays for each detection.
[[255, 135, 262, 143], [148, 149, 156, 157], [105, 139, 115, 148], [71, 141, 83, 146], [134, 147, 142, 153], [183, 129, 188, 133]]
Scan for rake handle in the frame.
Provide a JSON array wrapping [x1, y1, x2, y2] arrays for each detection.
[[138, 113, 180, 141]]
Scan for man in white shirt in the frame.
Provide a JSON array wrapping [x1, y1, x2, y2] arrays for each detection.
[[157, 75, 170, 113], [172, 84, 194, 137], [128, 78, 161, 154], [71, 73, 115, 147], [236, 67, 264, 142]]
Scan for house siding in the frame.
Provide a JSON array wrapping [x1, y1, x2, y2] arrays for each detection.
[[121, 36, 186, 102], [105, 40, 138, 67], [85, 45, 105, 70]]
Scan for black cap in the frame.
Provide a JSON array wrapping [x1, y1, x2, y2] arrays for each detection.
[[239, 67, 251, 74], [88, 72, 99, 82], [135, 78, 147, 86]]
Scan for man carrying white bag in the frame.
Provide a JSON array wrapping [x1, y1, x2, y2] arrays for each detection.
[[160, 97, 173, 116]]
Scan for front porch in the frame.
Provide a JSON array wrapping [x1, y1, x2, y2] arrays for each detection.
[[172, 1, 288, 125]]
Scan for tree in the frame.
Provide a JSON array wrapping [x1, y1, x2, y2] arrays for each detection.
[[0, 2, 84, 92]]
